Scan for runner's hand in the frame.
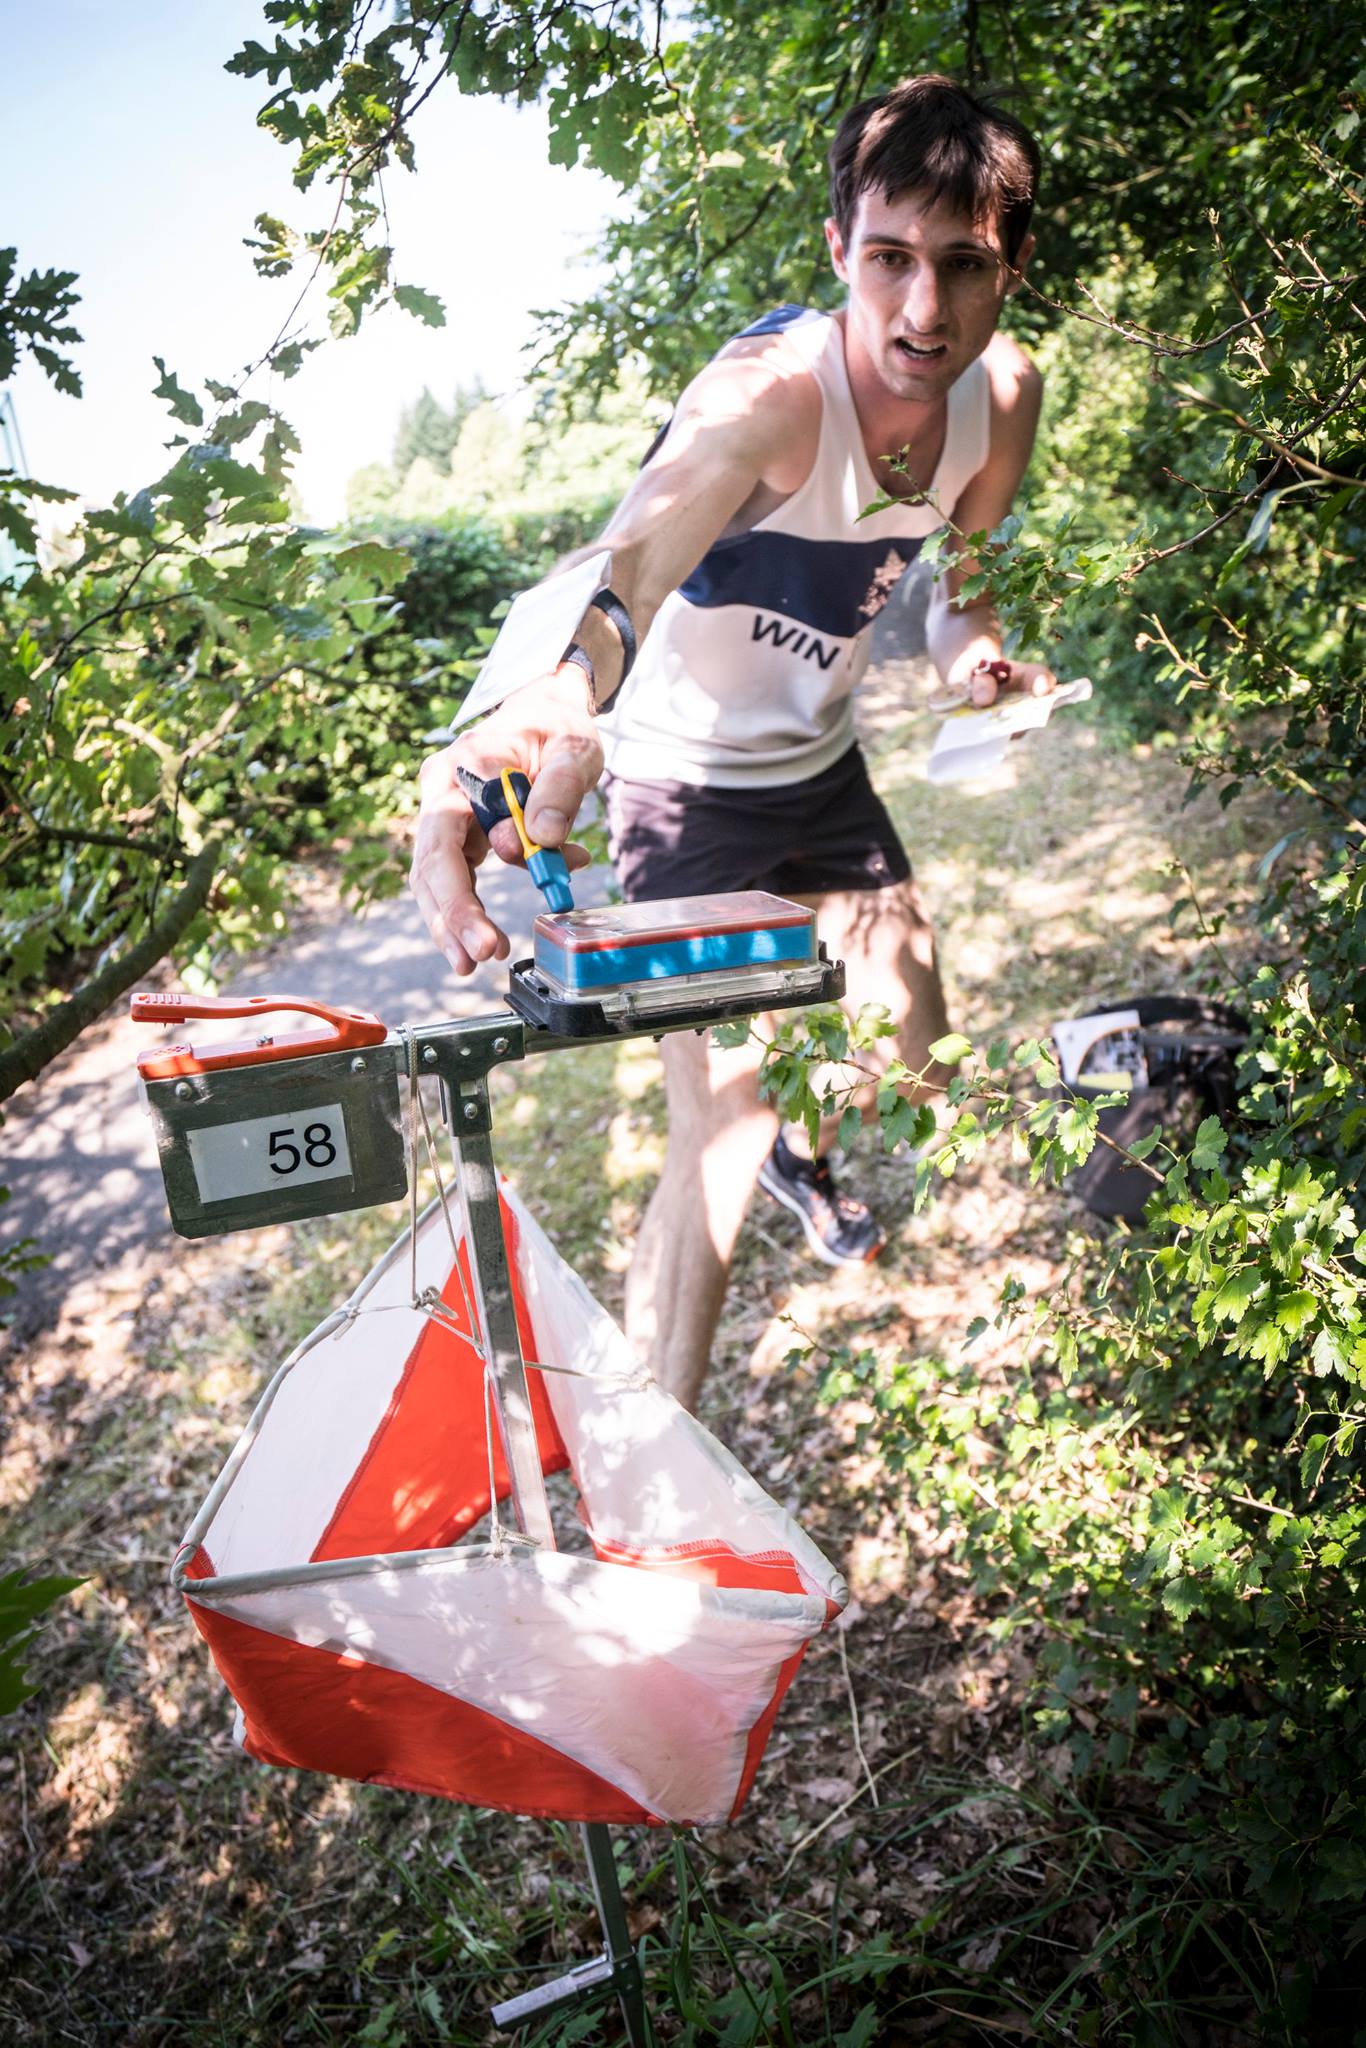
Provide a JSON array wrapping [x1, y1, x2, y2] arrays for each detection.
[[928, 657, 1058, 716], [409, 667, 601, 975], [966, 657, 1057, 707]]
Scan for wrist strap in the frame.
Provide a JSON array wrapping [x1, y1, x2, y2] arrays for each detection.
[[559, 587, 636, 717], [588, 588, 637, 684]]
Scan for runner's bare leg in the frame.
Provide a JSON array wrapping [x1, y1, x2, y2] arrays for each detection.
[[626, 1029, 778, 1414], [627, 878, 950, 1410]]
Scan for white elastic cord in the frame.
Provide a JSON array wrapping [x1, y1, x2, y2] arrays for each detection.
[[404, 1024, 422, 1308], [483, 1364, 503, 1554], [343, 1026, 644, 1388], [399, 1024, 483, 1355], [415, 1074, 481, 1344]]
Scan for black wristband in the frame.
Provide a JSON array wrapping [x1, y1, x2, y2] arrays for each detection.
[[588, 588, 637, 683], [559, 588, 636, 717]]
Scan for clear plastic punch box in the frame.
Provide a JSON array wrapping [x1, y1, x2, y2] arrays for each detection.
[[508, 891, 839, 1035]]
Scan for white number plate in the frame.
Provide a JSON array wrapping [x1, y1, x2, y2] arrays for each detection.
[[187, 1104, 353, 1205]]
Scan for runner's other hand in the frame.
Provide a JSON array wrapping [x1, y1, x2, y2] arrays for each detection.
[[409, 666, 601, 976], [968, 657, 1057, 706]]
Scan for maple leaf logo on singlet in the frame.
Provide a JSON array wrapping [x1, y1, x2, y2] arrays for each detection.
[[856, 547, 911, 626]]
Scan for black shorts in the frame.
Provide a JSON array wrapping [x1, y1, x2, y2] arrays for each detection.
[[604, 744, 911, 904]]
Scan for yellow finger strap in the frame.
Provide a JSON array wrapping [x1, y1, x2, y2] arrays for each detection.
[[500, 769, 541, 861]]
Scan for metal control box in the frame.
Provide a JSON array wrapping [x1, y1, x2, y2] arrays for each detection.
[[141, 1041, 407, 1239]]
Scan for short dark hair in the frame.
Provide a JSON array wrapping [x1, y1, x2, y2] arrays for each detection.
[[828, 75, 1040, 263]]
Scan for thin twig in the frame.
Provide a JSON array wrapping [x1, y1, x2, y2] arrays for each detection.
[[1016, 266, 1360, 360], [1168, 377, 1366, 488], [780, 1746, 917, 1876], [837, 1626, 880, 1810], [1169, 855, 1252, 997], [30, 543, 171, 682]]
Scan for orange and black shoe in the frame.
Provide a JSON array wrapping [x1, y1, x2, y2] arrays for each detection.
[[756, 1131, 886, 1266]]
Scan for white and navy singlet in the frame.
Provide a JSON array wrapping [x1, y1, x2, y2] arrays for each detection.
[[598, 304, 990, 790]]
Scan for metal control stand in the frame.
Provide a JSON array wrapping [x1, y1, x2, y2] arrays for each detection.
[[135, 949, 843, 2042], [430, 1022, 645, 2042]]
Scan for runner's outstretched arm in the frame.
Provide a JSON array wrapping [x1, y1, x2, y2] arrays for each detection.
[[409, 346, 815, 975], [927, 337, 1056, 706]]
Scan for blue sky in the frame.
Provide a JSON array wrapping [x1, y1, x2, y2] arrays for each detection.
[[4, 1, 613, 519]]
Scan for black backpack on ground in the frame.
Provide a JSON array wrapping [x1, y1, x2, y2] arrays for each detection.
[[1055, 995, 1249, 1220]]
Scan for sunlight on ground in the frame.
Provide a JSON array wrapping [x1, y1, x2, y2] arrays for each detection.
[[605, 1108, 665, 1188], [613, 1038, 664, 1102]]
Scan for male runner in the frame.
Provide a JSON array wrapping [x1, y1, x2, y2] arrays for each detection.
[[410, 75, 1055, 1411]]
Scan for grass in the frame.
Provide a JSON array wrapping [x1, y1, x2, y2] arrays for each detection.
[[0, 664, 1304, 2045]]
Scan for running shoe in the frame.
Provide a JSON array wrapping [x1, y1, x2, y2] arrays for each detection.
[[756, 1131, 886, 1266]]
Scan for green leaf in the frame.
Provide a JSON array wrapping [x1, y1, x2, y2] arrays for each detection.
[[151, 356, 203, 427], [333, 539, 411, 584], [1300, 1434, 1331, 1489], [1246, 486, 1286, 552], [1190, 1115, 1227, 1170], [834, 2006, 881, 2048], [880, 1095, 936, 1154], [0, 495, 37, 552], [1248, 1317, 1290, 1369], [849, 1003, 894, 1049], [393, 283, 447, 326], [1311, 1325, 1354, 1379], [1162, 1577, 1202, 1624], [928, 1032, 973, 1066], [1274, 1288, 1319, 1338], [216, 399, 273, 447], [1213, 1266, 1262, 1323], [1314, 1836, 1366, 1903], [271, 339, 318, 379], [0, 1570, 84, 1713]]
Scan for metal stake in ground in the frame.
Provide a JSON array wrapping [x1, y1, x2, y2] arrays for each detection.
[[440, 1052, 647, 2044]]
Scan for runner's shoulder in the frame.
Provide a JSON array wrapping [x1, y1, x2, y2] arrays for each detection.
[[678, 325, 822, 457], [981, 329, 1043, 419]]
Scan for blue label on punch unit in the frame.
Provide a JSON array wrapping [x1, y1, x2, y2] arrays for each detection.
[[532, 891, 818, 998], [535, 926, 812, 991]]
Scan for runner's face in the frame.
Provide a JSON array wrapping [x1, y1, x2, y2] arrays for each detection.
[[826, 188, 1029, 401]]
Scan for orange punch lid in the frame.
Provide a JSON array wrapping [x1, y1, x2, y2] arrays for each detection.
[[131, 992, 388, 1079]]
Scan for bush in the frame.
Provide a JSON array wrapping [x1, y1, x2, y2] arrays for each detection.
[[364, 514, 523, 644]]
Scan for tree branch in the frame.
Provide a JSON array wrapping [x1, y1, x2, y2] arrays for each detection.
[[1016, 269, 1360, 360], [0, 773, 178, 864], [0, 833, 226, 1105], [1168, 375, 1366, 487], [25, 823, 180, 860], [30, 544, 171, 682]]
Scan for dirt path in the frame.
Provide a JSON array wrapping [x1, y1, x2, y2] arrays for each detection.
[[0, 616, 1291, 2045]]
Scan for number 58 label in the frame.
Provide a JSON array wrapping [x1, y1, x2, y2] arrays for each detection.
[[187, 1104, 354, 1206]]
